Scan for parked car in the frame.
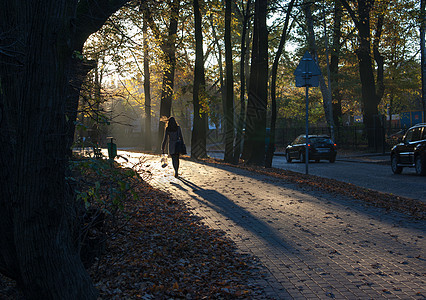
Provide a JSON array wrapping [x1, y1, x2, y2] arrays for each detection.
[[285, 135, 337, 163], [390, 123, 426, 175]]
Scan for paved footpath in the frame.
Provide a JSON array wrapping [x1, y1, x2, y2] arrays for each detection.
[[121, 152, 425, 299]]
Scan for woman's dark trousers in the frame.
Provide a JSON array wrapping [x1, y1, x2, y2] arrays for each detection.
[[171, 154, 179, 176]]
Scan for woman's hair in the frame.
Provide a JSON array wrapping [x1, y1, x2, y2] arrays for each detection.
[[166, 116, 179, 132]]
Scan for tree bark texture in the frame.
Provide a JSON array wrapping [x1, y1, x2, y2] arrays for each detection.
[[224, 0, 235, 163], [191, 0, 207, 159], [0, 0, 130, 298], [243, 0, 268, 165], [356, 0, 381, 147], [341, 0, 380, 147], [234, 0, 252, 163]]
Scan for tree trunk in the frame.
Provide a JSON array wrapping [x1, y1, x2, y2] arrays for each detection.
[[243, 0, 268, 165], [303, 0, 335, 139], [265, 0, 295, 168], [209, 14, 226, 144], [143, 14, 152, 151], [147, 0, 179, 151], [234, 0, 252, 163], [357, 1, 379, 147], [330, 0, 343, 127], [191, 0, 207, 159], [65, 58, 97, 156], [322, 1, 335, 141], [372, 4, 387, 149], [373, 3, 386, 105], [0, 3, 99, 298], [224, 0, 235, 163], [341, 0, 379, 147], [0, 0, 130, 298], [421, 0, 426, 119]]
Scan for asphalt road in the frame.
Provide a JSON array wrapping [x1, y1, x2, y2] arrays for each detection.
[[207, 152, 426, 202]]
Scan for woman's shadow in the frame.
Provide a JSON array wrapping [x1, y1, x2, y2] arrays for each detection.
[[172, 177, 294, 252]]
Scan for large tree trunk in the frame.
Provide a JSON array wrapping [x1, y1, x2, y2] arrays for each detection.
[[372, 4, 387, 148], [224, 0, 235, 163], [356, 0, 380, 147], [243, 0, 268, 165], [265, 0, 295, 168], [234, 0, 252, 163], [0, 3, 98, 298], [0, 1, 130, 298], [191, 0, 207, 159], [342, 0, 380, 147]]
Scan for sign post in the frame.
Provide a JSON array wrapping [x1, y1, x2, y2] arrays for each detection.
[[294, 51, 321, 174]]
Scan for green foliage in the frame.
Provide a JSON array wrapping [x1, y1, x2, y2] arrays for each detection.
[[72, 50, 85, 61], [70, 157, 140, 217]]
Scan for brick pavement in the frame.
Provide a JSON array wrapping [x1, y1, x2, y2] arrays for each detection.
[[123, 152, 426, 299]]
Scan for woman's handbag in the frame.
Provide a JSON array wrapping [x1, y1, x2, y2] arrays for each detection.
[[176, 140, 187, 155]]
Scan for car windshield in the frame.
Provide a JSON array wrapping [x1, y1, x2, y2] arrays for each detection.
[[309, 137, 332, 144], [404, 127, 422, 142]]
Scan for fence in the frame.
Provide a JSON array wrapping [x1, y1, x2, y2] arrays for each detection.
[[275, 126, 369, 149], [206, 124, 409, 153]]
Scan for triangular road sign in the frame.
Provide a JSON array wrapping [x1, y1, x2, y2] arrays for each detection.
[[294, 51, 321, 87]]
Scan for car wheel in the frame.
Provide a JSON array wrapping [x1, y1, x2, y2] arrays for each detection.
[[300, 152, 306, 163], [391, 154, 403, 174], [286, 152, 292, 163], [415, 155, 426, 175], [329, 155, 336, 163]]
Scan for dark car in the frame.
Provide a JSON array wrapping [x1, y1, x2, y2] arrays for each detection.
[[285, 135, 337, 163], [391, 123, 426, 175]]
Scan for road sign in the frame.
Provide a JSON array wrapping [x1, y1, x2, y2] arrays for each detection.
[[294, 51, 321, 87], [294, 51, 322, 175]]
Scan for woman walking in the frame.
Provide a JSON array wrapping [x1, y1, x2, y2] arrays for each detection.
[[161, 117, 184, 177]]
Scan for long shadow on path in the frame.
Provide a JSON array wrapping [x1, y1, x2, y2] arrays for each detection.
[[173, 177, 297, 255], [182, 158, 426, 230]]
